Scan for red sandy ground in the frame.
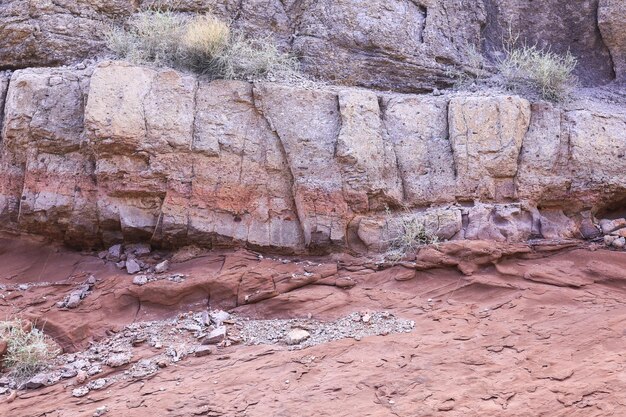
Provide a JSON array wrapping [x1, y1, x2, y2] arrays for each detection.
[[1, 233, 626, 416]]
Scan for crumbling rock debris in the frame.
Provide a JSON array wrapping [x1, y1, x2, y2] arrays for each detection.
[[57, 275, 96, 309]]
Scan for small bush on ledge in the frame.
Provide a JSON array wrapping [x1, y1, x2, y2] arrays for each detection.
[[105, 10, 302, 82], [496, 34, 578, 102], [384, 208, 439, 265]]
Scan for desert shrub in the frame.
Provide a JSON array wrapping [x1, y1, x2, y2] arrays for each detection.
[[0, 319, 59, 382], [385, 210, 438, 264], [218, 34, 301, 80], [105, 11, 302, 81], [497, 39, 577, 101], [179, 14, 231, 74], [105, 10, 187, 67]]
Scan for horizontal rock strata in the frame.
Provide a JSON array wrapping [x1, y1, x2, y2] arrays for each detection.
[[1, 62, 625, 253], [2, 0, 623, 90]]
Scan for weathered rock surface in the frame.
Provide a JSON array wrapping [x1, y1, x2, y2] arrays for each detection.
[[598, 0, 626, 81], [1, 62, 626, 253], [1, 0, 620, 90], [0, 0, 134, 69], [482, 0, 616, 85]]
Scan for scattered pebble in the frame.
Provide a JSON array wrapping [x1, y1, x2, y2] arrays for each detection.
[[93, 405, 108, 416]]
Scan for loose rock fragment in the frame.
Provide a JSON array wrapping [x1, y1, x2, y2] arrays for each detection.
[[202, 326, 226, 345], [126, 259, 141, 274], [612, 237, 626, 248], [25, 374, 48, 389], [600, 218, 626, 235], [126, 243, 151, 256], [154, 260, 170, 274], [605, 235, 617, 245], [210, 310, 231, 326], [285, 329, 311, 345], [72, 386, 90, 397], [94, 406, 108, 417], [105, 353, 131, 368], [107, 244, 123, 261], [194, 346, 212, 357], [76, 370, 88, 384], [88, 378, 106, 390], [132, 275, 149, 286]]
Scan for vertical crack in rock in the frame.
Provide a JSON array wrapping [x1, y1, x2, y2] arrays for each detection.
[[407, 1, 427, 43], [185, 78, 201, 244], [250, 84, 306, 249], [512, 106, 532, 197], [378, 96, 407, 204], [0, 73, 10, 140]]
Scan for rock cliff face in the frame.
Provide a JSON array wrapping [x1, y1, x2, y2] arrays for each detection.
[[1, 61, 625, 253], [1, 0, 624, 91]]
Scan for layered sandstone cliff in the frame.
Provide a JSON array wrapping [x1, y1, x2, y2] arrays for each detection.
[[1, 61, 625, 253]]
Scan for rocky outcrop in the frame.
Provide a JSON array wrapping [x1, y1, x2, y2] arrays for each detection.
[[598, 0, 626, 81], [0, 0, 134, 70], [482, 0, 616, 85], [1, 61, 625, 253], [2, 0, 621, 91]]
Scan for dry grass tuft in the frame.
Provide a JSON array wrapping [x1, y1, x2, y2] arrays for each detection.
[[384, 208, 439, 264], [105, 10, 303, 82], [1, 319, 59, 383], [496, 32, 577, 101], [180, 14, 230, 74]]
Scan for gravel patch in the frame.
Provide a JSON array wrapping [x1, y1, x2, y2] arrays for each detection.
[[238, 311, 415, 349]]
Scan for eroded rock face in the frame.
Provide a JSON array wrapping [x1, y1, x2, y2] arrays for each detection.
[[1, 62, 625, 253], [483, 0, 615, 85], [0, 0, 134, 69], [1, 0, 619, 89], [449, 96, 530, 201], [598, 0, 626, 81]]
